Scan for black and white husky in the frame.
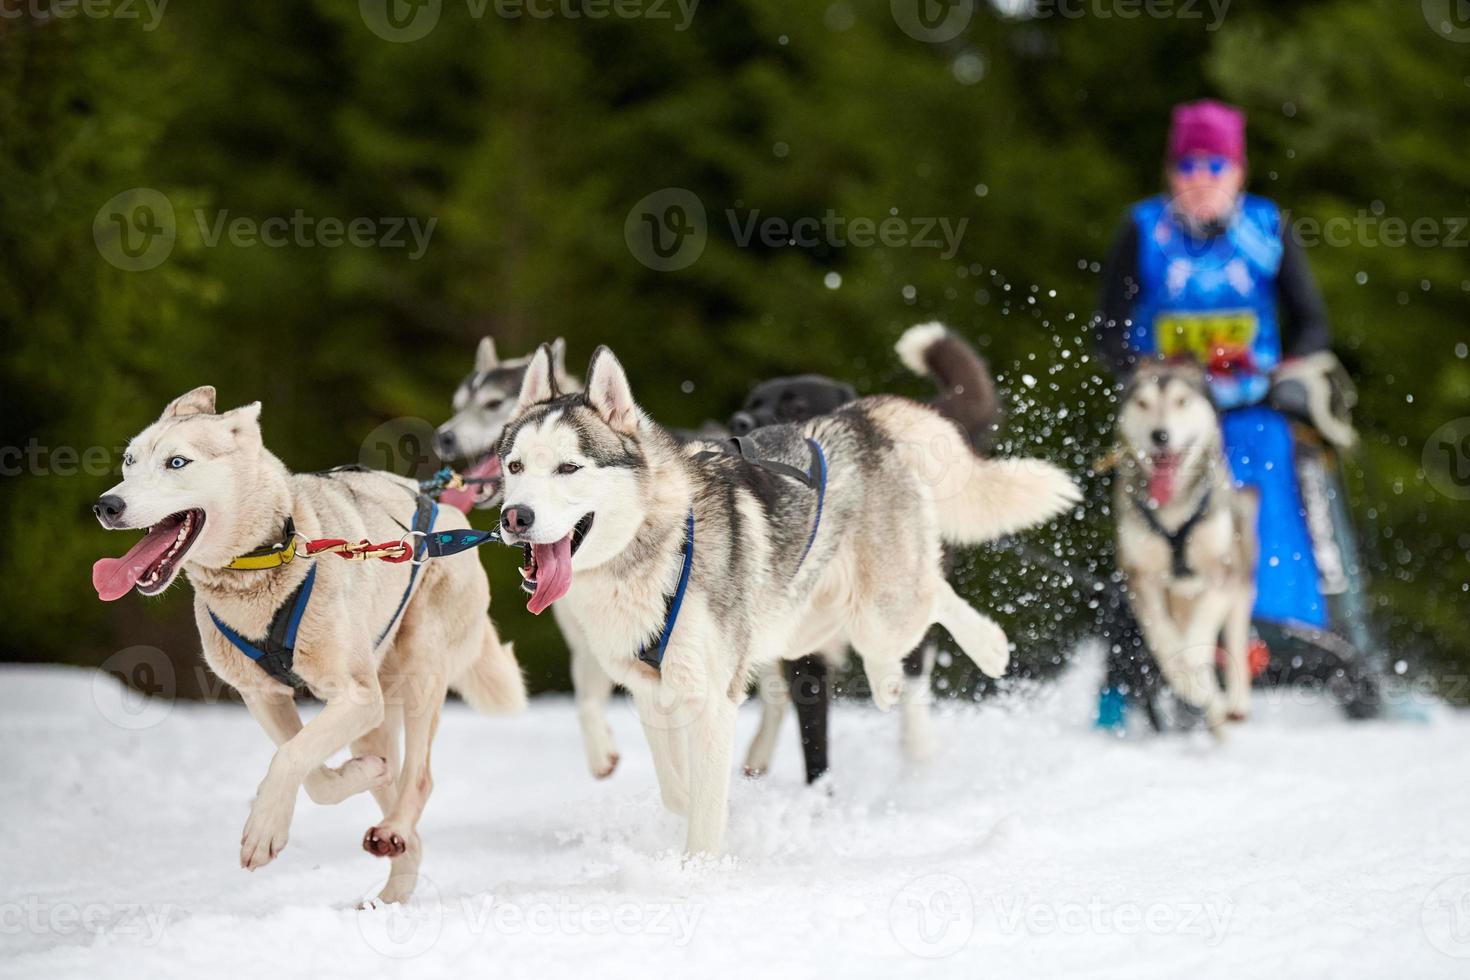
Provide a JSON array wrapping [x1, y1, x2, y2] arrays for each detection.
[[495, 343, 1081, 856]]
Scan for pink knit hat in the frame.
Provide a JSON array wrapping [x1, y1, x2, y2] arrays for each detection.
[[1168, 99, 1246, 164]]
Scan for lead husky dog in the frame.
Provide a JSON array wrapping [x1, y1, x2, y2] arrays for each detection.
[[496, 344, 1080, 856], [92, 387, 525, 903], [1114, 357, 1258, 730]]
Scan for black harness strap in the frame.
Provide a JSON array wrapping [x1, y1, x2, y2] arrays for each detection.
[[1132, 487, 1214, 579], [693, 436, 817, 488]]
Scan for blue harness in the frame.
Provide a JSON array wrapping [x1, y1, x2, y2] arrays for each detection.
[[638, 437, 828, 670], [208, 495, 439, 688]]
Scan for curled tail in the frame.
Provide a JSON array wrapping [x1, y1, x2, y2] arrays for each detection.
[[452, 630, 527, 714], [896, 322, 1004, 454]]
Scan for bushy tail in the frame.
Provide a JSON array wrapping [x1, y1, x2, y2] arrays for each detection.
[[896, 322, 1004, 455], [880, 395, 1080, 546], [451, 632, 527, 714]]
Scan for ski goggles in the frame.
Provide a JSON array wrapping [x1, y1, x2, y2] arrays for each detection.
[[1172, 154, 1232, 177]]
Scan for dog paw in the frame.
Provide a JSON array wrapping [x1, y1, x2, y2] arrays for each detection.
[[240, 796, 293, 870], [970, 620, 1011, 678], [362, 825, 411, 858], [306, 755, 392, 805], [742, 764, 767, 779], [375, 873, 419, 905], [590, 752, 620, 780], [1225, 710, 1248, 723]]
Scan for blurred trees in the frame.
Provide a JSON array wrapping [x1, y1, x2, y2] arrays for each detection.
[[2, 0, 1465, 697]]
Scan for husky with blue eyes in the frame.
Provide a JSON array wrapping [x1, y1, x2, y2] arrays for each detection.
[[92, 386, 525, 904], [495, 343, 1080, 858]]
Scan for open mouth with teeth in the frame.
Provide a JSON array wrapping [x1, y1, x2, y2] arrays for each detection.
[[93, 509, 207, 601], [1145, 451, 1182, 506], [439, 453, 503, 514], [519, 513, 594, 615]]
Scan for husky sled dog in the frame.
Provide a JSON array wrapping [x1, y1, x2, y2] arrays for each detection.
[[495, 343, 1079, 856], [1114, 357, 1258, 730], [92, 387, 524, 903], [434, 336, 578, 513], [737, 323, 1005, 783]]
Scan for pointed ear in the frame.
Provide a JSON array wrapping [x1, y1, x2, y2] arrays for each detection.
[[549, 337, 568, 383], [162, 385, 216, 419], [474, 336, 499, 372], [513, 344, 559, 414], [221, 402, 263, 446], [585, 346, 638, 435]]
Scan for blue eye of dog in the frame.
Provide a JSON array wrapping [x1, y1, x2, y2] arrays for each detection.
[[166, 456, 191, 470], [557, 463, 581, 475]]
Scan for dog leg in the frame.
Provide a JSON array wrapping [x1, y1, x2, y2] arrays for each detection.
[[635, 688, 690, 817], [568, 625, 620, 779], [363, 672, 445, 904], [239, 687, 390, 805], [684, 692, 737, 858], [901, 641, 937, 764], [352, 698, 403, 815], [742, 664, 788, 778], [240, 674, 384, 870], [1221, 594, 1253, 723], [1149, 592, 1232, 731], [933, 580, 1010, 679]]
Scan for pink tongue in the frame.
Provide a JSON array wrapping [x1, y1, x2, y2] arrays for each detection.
[[526, 536, 574, 615], [440, 455, 502, 515], [1149, 456, 1180, 506], [92, 526, 178, 602]]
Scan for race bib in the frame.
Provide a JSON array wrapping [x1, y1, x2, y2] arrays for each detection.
[[1155, 310, 1259, 361]]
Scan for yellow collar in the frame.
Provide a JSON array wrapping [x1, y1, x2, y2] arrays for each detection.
[[225, 517, 299, 570]]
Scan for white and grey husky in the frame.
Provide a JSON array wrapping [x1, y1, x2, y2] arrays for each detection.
[[92, 387, 524, 903], [494, 343, 1080, 856], [1113, 357, 1259, 730]]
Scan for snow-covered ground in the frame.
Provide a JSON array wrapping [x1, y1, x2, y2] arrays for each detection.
[[3, 656, 1469, 979]]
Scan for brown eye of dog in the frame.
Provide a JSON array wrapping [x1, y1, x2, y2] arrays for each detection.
[[508, 460, 523, 475], [557, 462, 581, 475]]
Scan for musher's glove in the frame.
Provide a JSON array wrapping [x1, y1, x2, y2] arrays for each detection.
[[1268, 352, 1358, 449]]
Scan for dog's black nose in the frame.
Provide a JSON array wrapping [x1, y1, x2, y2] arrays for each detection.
[[501, 504, 534, 534], [729, 411, 757, 436], [93, 494, 126, 527], [1150, 429, 1170, 447], [435, 430, 459, 460]]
